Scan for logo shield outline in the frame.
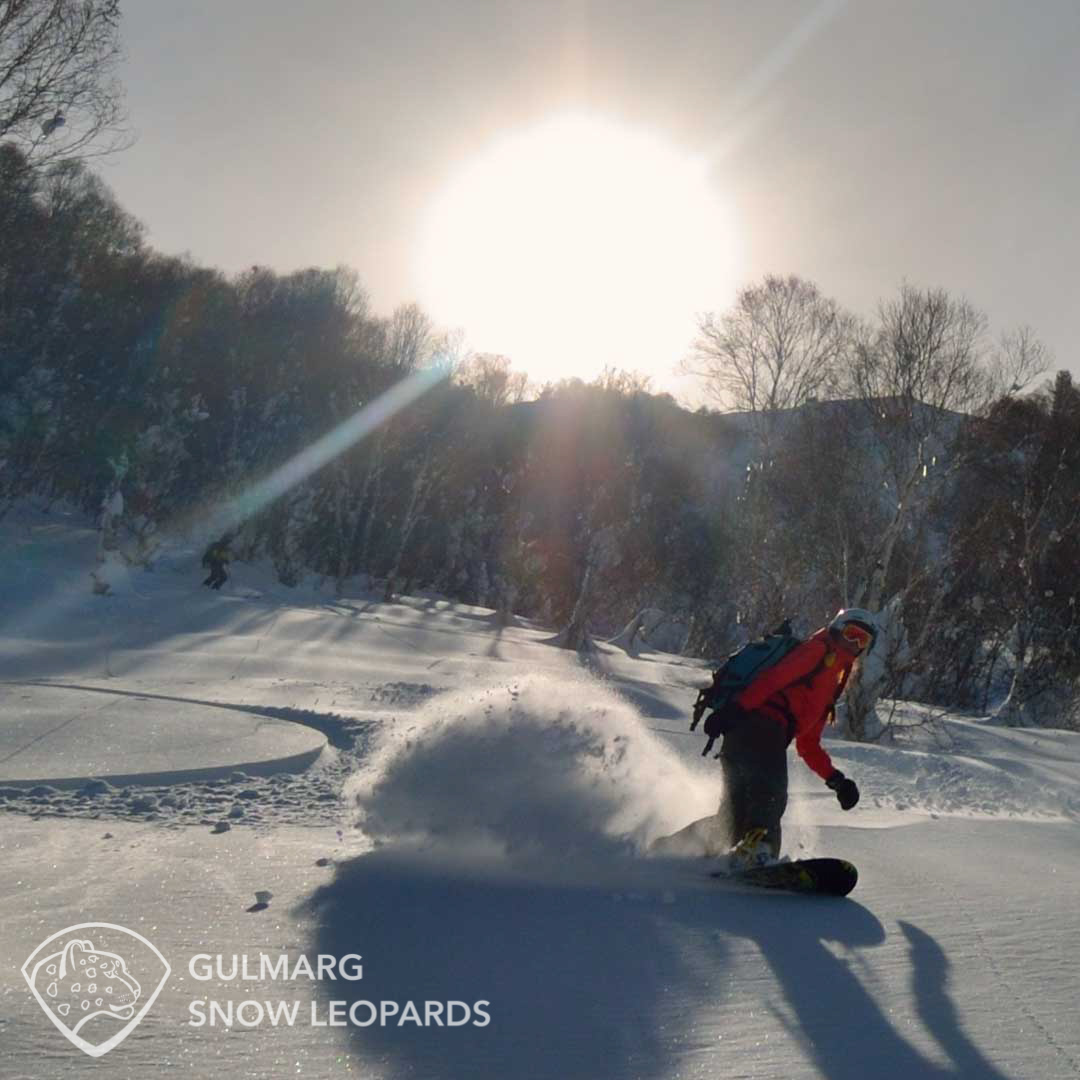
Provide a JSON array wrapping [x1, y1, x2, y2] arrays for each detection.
[[21, 922, 171, 1058]]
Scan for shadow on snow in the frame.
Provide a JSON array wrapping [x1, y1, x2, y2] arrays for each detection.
[[305, 850, 1014, 1080]]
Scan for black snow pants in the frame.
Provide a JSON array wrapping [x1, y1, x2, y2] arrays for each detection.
[[717, 710, 789, 858]]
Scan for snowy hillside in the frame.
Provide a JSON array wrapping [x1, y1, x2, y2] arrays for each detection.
[[1, 504, 1079, 1080]]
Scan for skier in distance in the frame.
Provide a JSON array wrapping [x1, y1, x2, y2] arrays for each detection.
[[201, 535, 232, 590]]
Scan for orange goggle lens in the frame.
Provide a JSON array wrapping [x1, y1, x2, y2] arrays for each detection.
[[841, 623, 873, 651]]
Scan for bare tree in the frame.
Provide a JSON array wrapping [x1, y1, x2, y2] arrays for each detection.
[[687, 274, 854, 430], [980, 375, 1080, 726], [845, 285, 990, 613], [0, 0, 129, 165], [838, 285, 1000, 738], [382, 455, 437, 602], [551, 525, 619, 653], [383, 302, 434, 372], [686, 277, 856, 645], [995, 441, 1080, 726], [591, 365, 653, 397], [853, 285, 989, 419], [454, 352, 530, 406], [989, 324, 1050, 399]]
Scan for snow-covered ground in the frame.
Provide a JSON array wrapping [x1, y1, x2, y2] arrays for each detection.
[[2, 504, 1079, 1079]]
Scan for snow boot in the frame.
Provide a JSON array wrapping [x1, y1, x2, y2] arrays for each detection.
[[729, 826, 774, 870]]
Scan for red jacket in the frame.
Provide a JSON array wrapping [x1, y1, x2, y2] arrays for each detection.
[[734, 627, 858, 779]]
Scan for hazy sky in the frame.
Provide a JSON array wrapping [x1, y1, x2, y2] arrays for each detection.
[[101, 1, 1080, 400]]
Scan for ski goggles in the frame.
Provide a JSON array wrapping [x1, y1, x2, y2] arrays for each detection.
[[840, 622, 874, 653]]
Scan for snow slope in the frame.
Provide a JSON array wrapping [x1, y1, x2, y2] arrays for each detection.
[[1, 505, 1079, 1079]]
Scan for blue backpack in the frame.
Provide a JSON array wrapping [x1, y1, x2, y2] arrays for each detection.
[[690, 619, 802, 755]]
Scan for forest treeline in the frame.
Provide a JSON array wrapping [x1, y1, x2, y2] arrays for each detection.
[[1, 146, 1078, 731]]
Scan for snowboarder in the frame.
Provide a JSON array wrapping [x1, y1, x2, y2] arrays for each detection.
[[659, 609, 875, 864], [708, 608, 874, 862], [201, 536, 231, 590]]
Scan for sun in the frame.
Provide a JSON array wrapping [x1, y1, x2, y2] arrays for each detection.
[[413, 113, 739, 389]]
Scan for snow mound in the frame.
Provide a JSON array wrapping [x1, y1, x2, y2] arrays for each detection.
[[345, 674, 714, 862], [834, 725, 1080, 822]]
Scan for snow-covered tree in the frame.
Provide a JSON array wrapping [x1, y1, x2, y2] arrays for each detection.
[[948, 374, 1080, 726]]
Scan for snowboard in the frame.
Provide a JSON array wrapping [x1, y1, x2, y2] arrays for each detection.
[[712, 857, 858, 897]]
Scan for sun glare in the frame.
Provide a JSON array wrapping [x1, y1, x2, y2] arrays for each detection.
[[414, 114, 739, 389]]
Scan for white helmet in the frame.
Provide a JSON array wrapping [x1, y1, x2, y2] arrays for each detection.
[[828, 608, 879, 652]]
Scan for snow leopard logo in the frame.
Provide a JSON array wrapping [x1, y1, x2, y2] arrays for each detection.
[[22, 923, 171, 1058]]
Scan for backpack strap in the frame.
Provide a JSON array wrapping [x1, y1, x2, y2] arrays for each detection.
[[822, 660, 852, 726], [754, 638, 835, 747]]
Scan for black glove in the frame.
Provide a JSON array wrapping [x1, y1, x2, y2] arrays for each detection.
[[826, 770, 859, 811], [700, 701, 744, 757], [704, 700, 743, 739]]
